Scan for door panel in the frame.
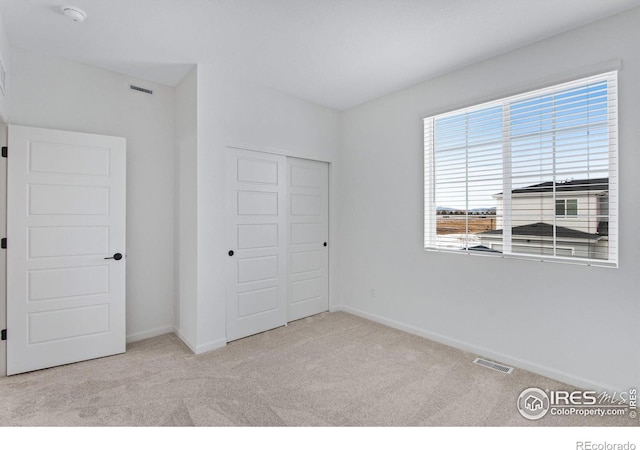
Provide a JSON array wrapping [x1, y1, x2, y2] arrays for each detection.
[[29, 226, 109, 257], [237, 191, 278, 215], [7, 125, 126, 375], [29, 185, 109, 215], [28, 141, 110, 176], [237, 224, 278, 249], [28, 265, 109, 301], [226, 148, 287, 341], [237, 256, 279, 283], [287, 158, 329, 322], [28, 304, 109, 344]]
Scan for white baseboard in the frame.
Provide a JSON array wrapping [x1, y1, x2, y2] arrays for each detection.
[[173, 327, 226, 355], [126, 325, 174, 344], [173, 327, 197, 353], [335, 304, 621, 394], [195, 338, 226, 355]]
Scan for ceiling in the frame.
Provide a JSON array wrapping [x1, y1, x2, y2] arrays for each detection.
[[0, 0, 639, 110]]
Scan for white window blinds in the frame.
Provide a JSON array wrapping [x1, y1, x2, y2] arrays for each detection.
[[424, 71, 618, 267]]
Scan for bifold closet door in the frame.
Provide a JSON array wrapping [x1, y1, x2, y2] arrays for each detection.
[[286, 157, 329, 322]]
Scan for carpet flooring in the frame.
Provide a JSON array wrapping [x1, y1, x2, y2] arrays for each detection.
[[0, 312, 636, 426]]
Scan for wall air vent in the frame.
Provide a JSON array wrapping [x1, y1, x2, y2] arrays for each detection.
[[130, 85, 153, 95], [473, 357, 513, 374]]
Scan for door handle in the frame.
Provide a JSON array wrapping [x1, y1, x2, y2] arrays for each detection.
[[104, 253, 123, 261]]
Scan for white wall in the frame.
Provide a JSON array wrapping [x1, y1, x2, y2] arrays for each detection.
[[174, 67, 198, 350], [339, 8, 640, 392], [8, 48, 177, 343], [187, 68, 341, 351], [0, 10, 8, 121]]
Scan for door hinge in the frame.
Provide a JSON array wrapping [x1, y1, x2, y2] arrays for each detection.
[[1, 329, 6, 341], [1, 146, 6, 158], [1, 238, 5, 249]]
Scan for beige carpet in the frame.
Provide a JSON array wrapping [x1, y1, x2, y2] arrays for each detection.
[[0, 312, 636, 426]]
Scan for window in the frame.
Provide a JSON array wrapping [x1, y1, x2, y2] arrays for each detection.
[[424, 72, 617, 266], [555, 199, 578, 217]]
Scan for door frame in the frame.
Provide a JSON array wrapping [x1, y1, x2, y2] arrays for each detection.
[[0, 122, 6, 377]]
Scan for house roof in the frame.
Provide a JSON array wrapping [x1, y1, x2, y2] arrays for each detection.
[[465, 245, 502, 253], [496, 178, 608, 196], [479, 222, 602, 240]]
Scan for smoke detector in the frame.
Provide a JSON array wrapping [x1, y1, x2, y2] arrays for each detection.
[[61, 6, 87, 22]]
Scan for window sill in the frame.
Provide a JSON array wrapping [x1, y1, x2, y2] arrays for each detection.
[[424, 247, 618, 268]]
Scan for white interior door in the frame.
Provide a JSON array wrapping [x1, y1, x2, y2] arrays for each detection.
[[7, 125, 126, 375], [226, 148, 287, 341], [287, 157, 329, 321]]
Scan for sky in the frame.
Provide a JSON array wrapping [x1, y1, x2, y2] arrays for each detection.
[[431, 79, 610, 211]]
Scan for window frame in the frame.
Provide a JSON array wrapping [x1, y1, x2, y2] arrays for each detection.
[[423, 71, 618, 268]]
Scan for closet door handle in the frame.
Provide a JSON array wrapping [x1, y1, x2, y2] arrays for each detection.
[[228, 250, 235, 257], [104, 253, 123, 261]]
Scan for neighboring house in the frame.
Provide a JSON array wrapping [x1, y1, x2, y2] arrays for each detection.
[[479, 222, 607, 259], [479, 178, 609, 259]]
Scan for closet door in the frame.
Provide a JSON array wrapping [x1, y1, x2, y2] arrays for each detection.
[[226, 148, 287, 341], [287, 157, 329, 321]]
